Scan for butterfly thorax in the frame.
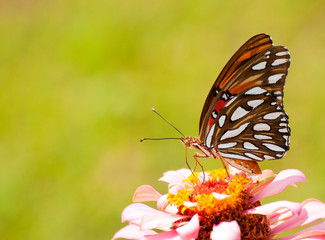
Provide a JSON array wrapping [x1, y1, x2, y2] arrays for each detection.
[[181, 136, 218, 159]]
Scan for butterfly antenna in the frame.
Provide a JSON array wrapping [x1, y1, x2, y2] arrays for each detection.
[[140, 137, 181, 142], [151, 108, 185, 137]]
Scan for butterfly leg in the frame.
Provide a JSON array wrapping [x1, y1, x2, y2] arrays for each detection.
[[185, 146, 208, 174], [192, 152, 210, 181], [185, 147, 195, 176], [218, 154, 230, 178], [192, 152, 208, 172]]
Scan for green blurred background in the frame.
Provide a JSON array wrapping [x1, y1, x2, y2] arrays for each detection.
[[1, 0, 325, 239]]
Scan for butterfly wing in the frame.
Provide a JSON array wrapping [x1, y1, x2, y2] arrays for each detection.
[[205, 86, 290, 163], [198, 34, 291, 173], [199, 34, 290, 146]]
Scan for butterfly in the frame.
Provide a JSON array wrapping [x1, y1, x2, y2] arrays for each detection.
[[181, 33, 291, 174]]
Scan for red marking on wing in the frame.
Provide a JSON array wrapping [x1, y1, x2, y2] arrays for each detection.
[[208, 99, 229, 128]]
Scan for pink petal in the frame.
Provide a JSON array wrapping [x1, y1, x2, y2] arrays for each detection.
[[157, 194, 178, 214], [277, 221, 325, 240], [244, 201, 302, 218], [144, 230, 180, 240], [113, 224, 156, 240], [133, 185, 162, 202], [250, 177, 273, 196], [157, 194, 168, 210], [269, 210, 295, 228], [176, 214, 200, 240], [169, 183, 186, 195], [159, 169, 191, 184], [250, 169, 307, 203], [272, 199, 325, 235], [122, 203, 164, 224], [141, 212, 185, 231], [250, 169, 275, 182], [211, 221, 241, 240]]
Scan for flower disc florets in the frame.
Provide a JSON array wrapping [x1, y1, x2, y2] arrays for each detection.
[[167, 169, 269, 239]]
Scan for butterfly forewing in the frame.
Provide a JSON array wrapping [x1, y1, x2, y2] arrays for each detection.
[[226, 46, 290, 104], [208, 87, 290, 162], [199, 34, 273, 134]]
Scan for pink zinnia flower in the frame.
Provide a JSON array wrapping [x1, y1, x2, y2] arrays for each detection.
[[113, 167, 325, 239]]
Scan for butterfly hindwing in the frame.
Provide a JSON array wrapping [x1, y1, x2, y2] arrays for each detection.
[[206, 86, 290, 162]]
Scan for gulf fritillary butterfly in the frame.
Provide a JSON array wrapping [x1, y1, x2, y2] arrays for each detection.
[[181, 33, 290, 174]]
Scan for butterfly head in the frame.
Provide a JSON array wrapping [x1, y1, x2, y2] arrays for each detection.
[[180, 136, 200, 149], [180, 137, 190, 148]]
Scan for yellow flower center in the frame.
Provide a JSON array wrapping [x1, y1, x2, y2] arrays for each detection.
[[167, 169, 270, 240], [167, 169, 251, 215]]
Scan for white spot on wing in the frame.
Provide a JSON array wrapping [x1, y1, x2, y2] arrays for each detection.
[[279, 123, 288, 127], [205, 123, 215, 148], [283, 135, 290, 146], [218, 142, 237, 149], [247, 99, 264, 109], [279, 128, 289, 133], [264, 51, 271, 55], [245, 87, 267, 95], [231, 106, 249, 121], [243, 142, 259, 150], [264, 155, 275, 160], [221, 93, 228, 101], [219, 152, 250, 160], [254, 134, 272, 140], [253, 123, 271, 131], [244, 152, 263, 161], [262, 143, 286, 152], [271, 58, 289, 66], [276, 51, 289, 56], [252, 61, 267, 70], [263, 112, 282, 120], [212, 111, 217, 119], [218, 115, 226, 128], [268, 74, 284, 84], [220, 122, 250, 141], [224, 96, 238, 108], [280, 117, 287, 122]]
